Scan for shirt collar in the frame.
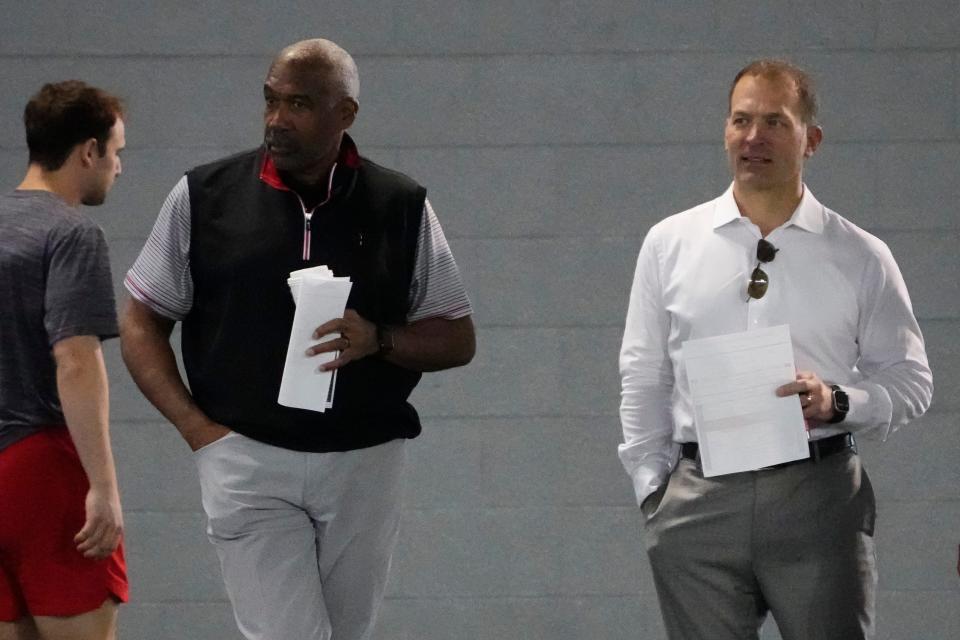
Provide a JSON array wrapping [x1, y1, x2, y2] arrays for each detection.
[[258, 132, 362, 193], [712, 182, 825, 234]]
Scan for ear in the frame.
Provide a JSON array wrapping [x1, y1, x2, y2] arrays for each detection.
[[803, 125, 823, 158], [338, 97, 359, 130], [78, 138, 100, 167]]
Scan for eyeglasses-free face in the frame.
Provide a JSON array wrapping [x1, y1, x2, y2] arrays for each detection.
[[747, 238, 779, 300]]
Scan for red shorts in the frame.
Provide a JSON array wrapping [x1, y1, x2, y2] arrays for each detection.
[[0, 426, 128, 621]]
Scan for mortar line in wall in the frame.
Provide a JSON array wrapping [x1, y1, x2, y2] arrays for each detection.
[[122, 505, 642, 516], [2, 46, 959, 61], [109, 496, 960, 518], [108, 410, 960, 431], [122, 587, 960, 606], [443, 229, 960, 239], [875, 498, 960, 504], [105, 229, 960, 244], [380, 593, 656, 601], [111, 413, 625, 426], [310, 139, 960, 150], [408, 407, 960, 420], [376, 586, 960, 601], [3, 138, 960, 153], [423, 317, 954, 327], [109, 404, 960, 420], [442, 408, 959, 420], [126, 593, 655, 605]]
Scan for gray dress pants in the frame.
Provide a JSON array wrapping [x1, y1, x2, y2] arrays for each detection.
[[194, 432, 406, 640], [643, 450, 877, 640]]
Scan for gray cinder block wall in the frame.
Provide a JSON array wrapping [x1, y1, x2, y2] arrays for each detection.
[[1, 3, 957, 638]]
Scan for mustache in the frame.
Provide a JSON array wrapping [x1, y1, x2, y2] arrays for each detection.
[[264, 129, 296, 147]]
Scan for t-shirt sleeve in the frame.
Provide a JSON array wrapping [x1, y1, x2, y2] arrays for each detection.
[[124, 176, 194, 320], [44, 220, 118, 345], [406, 198, 473, 322]]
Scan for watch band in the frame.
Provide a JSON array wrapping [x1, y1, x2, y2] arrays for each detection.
[[376, 325, 395, 355]]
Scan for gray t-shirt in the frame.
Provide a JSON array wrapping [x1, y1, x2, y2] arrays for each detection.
[[0, 190, 118, 451]]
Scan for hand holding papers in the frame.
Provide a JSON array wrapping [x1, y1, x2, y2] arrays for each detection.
[[278, 266, 352, 413], [681, 325, 808, 477]]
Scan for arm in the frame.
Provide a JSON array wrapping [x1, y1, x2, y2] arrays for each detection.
[[308, 310, 474, 372], [776, 241, 933, 436], [53, 335, 122, 559], [845, 241, 933, 436], [381, 315, 475, 371], [309, 198, 475, 372], [119, 298, 229, 450], [618, 231, 678, 507], [120, 178, 226, 450]]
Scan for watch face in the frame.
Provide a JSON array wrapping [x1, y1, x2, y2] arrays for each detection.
[[834, 389, 850, 413]]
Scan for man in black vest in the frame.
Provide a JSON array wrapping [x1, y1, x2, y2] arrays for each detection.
[[120, 39, 475, 640]]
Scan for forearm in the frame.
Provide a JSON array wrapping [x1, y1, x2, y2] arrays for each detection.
[[382, 315, 475, 372], [54, 337, 118, 490], [619, 381, 677, 505], [619, 303, 676, 506], [119, 299, 215, 441], [841, 363, 933, 439], [850, 246, 934, 437]]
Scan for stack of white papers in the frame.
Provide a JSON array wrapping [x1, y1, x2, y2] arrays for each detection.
[[278, 266, 352, 413], [681, 325, 809, 477]]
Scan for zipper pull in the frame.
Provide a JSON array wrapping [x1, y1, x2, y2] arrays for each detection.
[[302, 215, 312, 261]]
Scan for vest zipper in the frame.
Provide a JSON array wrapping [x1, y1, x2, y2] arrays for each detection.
[[295, 162, 338, 262], [297, 194, 317, 261]]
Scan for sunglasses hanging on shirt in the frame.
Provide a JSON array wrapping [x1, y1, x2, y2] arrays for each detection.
[[746, 238, 779, 301]]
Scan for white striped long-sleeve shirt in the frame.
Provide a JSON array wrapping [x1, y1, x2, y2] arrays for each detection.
[[125, 175, 472, 323]]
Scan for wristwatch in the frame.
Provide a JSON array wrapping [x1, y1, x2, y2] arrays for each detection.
[[376, 325, 395, 355], [827, 384, 849, 424]]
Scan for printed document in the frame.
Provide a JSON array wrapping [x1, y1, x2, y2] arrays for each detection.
[[681, 325, 808, 477], [278, 266, 352, 413]]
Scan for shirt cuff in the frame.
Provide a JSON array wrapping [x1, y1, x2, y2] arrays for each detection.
[[626, 456, 677, 507], [841, 382, 893, 440]]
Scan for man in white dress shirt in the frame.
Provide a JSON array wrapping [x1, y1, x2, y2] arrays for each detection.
[[618, 59, 932, 640]]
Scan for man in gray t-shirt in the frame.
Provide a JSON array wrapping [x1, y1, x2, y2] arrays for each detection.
[[0, 191, 117, 447], [0, 81, 127, 639]]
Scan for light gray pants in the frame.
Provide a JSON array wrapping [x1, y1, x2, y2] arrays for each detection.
[[643, 450, 877, 640], [194, 433, 406, 640]]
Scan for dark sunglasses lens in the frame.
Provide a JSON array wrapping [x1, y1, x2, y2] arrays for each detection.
[[748, 266, 768, 299], [757, 239, 778, 263]]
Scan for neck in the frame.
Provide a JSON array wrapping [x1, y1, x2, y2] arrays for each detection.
[[288, 133, 345, 186], [732, 181, 803, 237], [287, 157, 336, 187], [18, 164, 81, 206]]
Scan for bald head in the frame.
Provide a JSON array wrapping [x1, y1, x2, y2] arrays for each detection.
[[270, 39, 359, 104], [262, 39, 361, 182]]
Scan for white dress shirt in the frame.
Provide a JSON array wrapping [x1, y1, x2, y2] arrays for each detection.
[[618, 184, 933, 506]]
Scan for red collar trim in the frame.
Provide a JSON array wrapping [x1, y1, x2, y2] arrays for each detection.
[[259, 154, 290, 191], [341, 133, 361, 169], [259, 133, 362, 192]]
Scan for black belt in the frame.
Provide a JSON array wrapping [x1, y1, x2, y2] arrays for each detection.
[[679, 432, 855, 469]]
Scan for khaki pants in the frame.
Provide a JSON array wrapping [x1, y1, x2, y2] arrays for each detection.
[[194, 432, 406, 640], [643, 450, 877, 640]]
